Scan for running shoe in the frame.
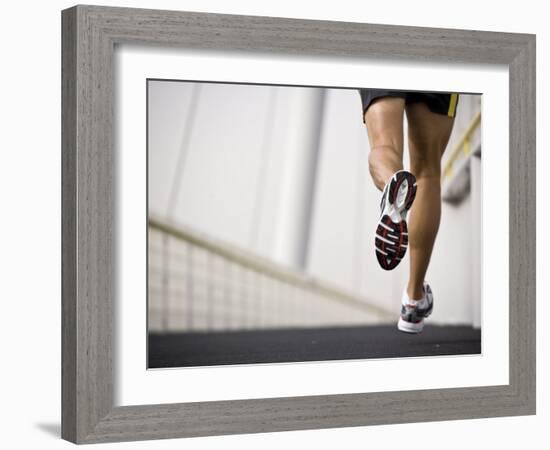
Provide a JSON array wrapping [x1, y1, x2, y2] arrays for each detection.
[[397, 282, 434, 333], [375, 170, 417, 270]]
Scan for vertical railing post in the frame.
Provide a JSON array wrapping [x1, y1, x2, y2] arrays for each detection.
[[273, 89, 326, 270]]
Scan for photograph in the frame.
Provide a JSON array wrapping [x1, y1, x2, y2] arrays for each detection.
[[0, 0, 541, 446], [146, 80, 482, 368]]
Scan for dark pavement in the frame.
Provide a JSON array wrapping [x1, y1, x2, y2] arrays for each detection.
[[148, 324, 481, 368]]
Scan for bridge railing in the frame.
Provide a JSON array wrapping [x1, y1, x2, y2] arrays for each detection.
[[148, 217, 394, 333]]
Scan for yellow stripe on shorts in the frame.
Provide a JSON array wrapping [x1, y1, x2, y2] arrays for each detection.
[[448, 93, 458, 117]]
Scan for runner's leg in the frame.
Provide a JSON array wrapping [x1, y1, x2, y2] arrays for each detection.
[[405, 102, 455, 299], [364, 97, 406, 190]]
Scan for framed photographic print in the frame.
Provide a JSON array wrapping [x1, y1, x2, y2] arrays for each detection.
[[61, 4, 536, 444]]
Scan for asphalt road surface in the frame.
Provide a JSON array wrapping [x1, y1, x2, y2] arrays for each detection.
[[148, 324, 481, 368]]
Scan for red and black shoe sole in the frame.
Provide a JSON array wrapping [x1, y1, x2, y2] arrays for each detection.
[[375, 171, 417, 271]]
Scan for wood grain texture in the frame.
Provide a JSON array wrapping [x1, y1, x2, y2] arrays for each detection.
[[61, 6, 77, 443], [508, 35, 536, 412], [61, 4, 536, 444], [62, 5, 114, 442]]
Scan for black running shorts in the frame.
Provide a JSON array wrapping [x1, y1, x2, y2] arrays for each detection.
[[359, 89, 459, 122]]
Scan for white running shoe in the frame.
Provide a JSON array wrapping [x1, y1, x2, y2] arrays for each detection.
[[397, 282, 434, 334], [375, 170, 417, 270]]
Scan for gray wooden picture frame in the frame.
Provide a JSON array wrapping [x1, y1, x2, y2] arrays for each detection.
[[61, 4, 536, 444]]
